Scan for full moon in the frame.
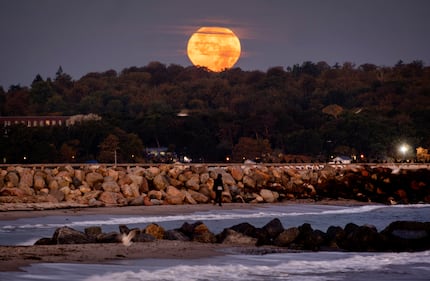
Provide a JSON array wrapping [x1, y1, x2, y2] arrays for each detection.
[[187, 27, 241, 72]]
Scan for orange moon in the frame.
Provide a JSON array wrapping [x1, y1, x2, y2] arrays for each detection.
[[187, 27, 241, 72]]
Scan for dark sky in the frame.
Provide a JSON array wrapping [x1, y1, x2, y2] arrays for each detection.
[[1, 0, 430, 88]]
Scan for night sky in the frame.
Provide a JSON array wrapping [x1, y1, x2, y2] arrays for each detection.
[[1, 0, 429, 88]]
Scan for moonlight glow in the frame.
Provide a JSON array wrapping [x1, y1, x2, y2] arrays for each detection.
[[187, 27, 241, 72]]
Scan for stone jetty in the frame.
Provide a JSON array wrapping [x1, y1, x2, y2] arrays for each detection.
[[0, 163, 429, 207], [35, 219, 430, 252]]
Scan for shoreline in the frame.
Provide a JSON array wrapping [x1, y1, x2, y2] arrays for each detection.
[[0, 198, 377, 220]]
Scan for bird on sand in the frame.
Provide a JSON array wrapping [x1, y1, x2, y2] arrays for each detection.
[[121, 229, 139, 247]]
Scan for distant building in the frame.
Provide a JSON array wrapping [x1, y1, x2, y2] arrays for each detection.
[[416, 147, 430, 162], [0, 116, 71, 127], [144, 147, 178, 163], [0, 114, 101, 128], [329, 156, 352, 164]]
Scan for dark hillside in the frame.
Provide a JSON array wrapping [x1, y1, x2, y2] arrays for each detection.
[[1, 60, 429, 163]]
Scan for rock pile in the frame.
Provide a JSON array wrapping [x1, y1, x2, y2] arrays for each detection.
[[35, 219, 430, 252], [0, 164, 429, 206]]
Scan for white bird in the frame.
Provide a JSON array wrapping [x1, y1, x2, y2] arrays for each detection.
[[121, 229, 139, 247]]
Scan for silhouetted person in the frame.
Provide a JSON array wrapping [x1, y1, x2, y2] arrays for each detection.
[[213, 173, 224, 206]]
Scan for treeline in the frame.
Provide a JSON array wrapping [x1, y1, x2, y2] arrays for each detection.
[[0, 60, 429, 163]]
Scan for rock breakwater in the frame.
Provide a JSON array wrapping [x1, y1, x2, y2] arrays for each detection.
[[35, 219, 430, 252], [0, 164, 429, 207]]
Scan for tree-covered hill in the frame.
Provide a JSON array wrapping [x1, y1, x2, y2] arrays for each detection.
[[0, 60, 429, 163]]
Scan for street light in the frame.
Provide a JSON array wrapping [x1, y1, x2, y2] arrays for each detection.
[[399, 144, 408, 161]]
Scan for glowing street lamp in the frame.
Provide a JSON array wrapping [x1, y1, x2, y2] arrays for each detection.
[[399, 144, 408, 161]]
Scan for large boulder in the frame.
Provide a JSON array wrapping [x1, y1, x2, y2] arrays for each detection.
[[85, 226, 102, 239], [291, 226, 326, 251], [164, 229, 191, 241], [219, 229, 257, 245], [274, 227, 300, 247], [0, 187, 27, 197], [129, 195, 145, 206], [18, 169, 33, 188], [5, 171, 19, 187], [381, 221, 430, 251], [191, 223, 216, 243], [74, 169, 85, 182], [107, 169, 119, 181], [145, 167, 161, 180], [253, 169, 271, 187], [243, 175, 256, 188], [55, 174, 72, 189], [49, 188, 65, 202], [133, 232, 157, 243], [262, 218, 284, 241], [187, 189, 209, 203], [96, 232, 121, 243], [139, 176, 149, 193], [230, 222, 258, 238], [260, 189, 278, 203], [183, 191, 197, 204], [343, 224, 381, 251], [33, 175, 46, 190], [325, 225, 346, 249], [165, 186, 185, 205], [52, 226, 93, 244], [85, 172, 104, 187], [98, 191, 126, 205], [120, 183, 140, 198], [81, 190, 102, 202], [128, 174, 143, 187], [153, 174, 169, 190], [220, 173, 236, 186], [147, 190, 162, 200], [177, 221, 209, 240], [102, 180, 120, 193], [143, 223, 165, 239], [185, 175, 200, 191], [199, 173, 210, 184], [230, 166, 244, 181], [168, 166, 183, 179]]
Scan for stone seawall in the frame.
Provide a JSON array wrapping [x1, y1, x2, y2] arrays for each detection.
[[0, 164, 429, 207]]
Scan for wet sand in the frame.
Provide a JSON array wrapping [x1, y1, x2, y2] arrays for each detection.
[[0, 240, 237, 272]]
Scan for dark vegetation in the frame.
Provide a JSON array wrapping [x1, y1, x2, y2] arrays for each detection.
[[0, 60, 429, 163]]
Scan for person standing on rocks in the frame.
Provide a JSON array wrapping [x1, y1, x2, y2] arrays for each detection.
[[213, 174, 224, 206]]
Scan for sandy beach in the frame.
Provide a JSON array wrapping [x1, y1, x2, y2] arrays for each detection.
[[0, 199, 375, 272]]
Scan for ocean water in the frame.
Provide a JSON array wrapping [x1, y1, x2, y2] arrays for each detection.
[[1, 203, 429, 281]]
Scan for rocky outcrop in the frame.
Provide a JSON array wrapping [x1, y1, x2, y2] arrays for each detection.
[[35, 219, 430, 252], [1, 164, 429, 207]]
